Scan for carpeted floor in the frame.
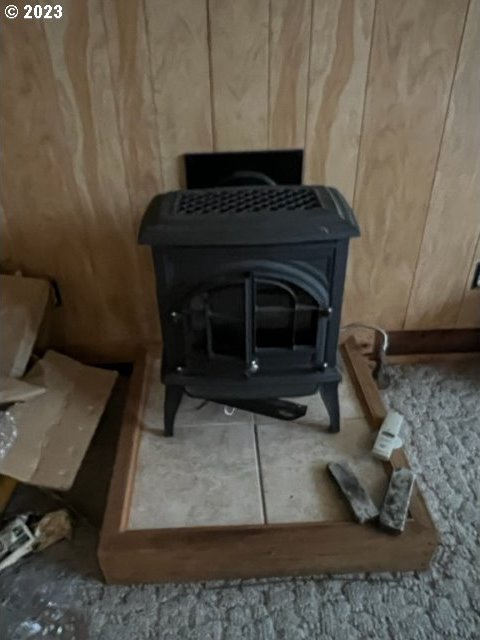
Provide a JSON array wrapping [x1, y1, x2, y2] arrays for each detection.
[[1, 360, 479, 639]]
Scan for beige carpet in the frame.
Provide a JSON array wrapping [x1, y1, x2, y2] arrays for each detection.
[[1, 359, 479, 639]]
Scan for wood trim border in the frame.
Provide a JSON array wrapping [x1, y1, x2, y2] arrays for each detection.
[[98, 338, 439, 584], [378, 328, 480, 358]]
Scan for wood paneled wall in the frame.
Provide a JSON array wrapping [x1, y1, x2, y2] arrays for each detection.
[[1, 0, 479, 359]]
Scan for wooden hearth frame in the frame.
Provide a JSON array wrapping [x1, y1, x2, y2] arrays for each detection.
[[98, 336, 438, 584]]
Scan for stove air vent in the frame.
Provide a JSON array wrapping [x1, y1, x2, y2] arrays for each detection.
[[176, 186, 321, 216]]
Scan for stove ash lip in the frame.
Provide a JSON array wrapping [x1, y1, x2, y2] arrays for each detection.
[[138, 184, 360, 247]]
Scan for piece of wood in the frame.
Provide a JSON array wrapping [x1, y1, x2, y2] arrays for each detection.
[[0, 351, 117, 490], [385, 353, 480, 365], [209, 0, 269, 150], [457, 235, 480, 328], [405, 0, 480, 329], [343, 0, 468, 328], [98, 339, 438, 584], [341, 336, 386, 428], [144, 0, 213, 188], [0, 274, 50, 378], [378, 329, 480, 356], [268, 0, 311, 149], [101, 350, 152, 535], [304, 0, 374, 201]]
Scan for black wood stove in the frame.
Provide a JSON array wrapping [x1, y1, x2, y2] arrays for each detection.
[[139, 155, 359, 436]]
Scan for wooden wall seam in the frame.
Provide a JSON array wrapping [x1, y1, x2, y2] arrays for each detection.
[[404, 0, 480, 329], [269, 0, 312, 149], [206, 0, 218, 152], [302, 0, 315, 160], [343, 0, 469, 330], [139, 0, 167, 192], [403, 0, 472, 329], [351, 0, 377, 208], [304, 0, 375, 201]]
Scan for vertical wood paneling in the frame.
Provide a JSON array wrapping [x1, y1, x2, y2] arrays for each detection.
[[2, 0, 480, 360], [405, 0, 480, 329], [102, 0, 162, 338], [457, 236, 480, 328], [304, 0, 374, 200], [144, 0, 213, 189], [209, 0, 269, 150], [1, 18, 92, 346], [269, 0, 311, 149], [343, 0, 468, 329], [103, 0, 164, 208], [43, 1, 157, 344]]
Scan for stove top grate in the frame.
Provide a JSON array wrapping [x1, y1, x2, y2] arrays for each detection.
[[176, 187, 321, 216]]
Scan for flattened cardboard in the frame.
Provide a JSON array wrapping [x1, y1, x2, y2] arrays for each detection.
[[0, 377, 46, 405], [0, 351, 117, 489], [0, 274, 50, 378]]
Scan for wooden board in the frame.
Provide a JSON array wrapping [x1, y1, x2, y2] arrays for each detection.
[[304, 0, 374, 201], [342, 0, 468, 329], [98, 338, 438, 584], [377, 329, 480, 358], [209, 0, 269, 150], [268, 0, 311, 149], [405, 0, 480, 329], [144, 0, 213, 189]]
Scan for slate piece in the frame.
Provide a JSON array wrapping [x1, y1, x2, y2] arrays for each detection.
[[379, 468, 416, 533], [327, 462, 379, 524]]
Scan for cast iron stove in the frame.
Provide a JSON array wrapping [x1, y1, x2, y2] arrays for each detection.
[[139, 164, 360, 436]]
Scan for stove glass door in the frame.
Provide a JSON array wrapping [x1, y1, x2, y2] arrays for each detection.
[[182, 268, 329, 375]]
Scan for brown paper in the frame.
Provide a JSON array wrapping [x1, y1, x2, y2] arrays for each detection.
[[0, 351, 117, 489]]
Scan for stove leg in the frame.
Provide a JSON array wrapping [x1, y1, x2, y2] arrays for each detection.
[[164, 385, 183, 437], [319, 382, 340, 433]]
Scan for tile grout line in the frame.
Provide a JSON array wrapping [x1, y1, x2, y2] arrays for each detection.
[[253, 415, 268, 525]]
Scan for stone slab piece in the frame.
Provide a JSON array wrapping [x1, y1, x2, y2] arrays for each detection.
[[379, 468, 416, 533], [327, 462, 379, 524], [128, 423, 263, 529]]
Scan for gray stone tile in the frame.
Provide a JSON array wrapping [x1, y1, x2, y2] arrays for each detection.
[[128, 423, 263, 529], [257, 417, 388, 524]]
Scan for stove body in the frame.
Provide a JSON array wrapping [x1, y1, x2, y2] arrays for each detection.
[[139, 184, 359, 435]]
